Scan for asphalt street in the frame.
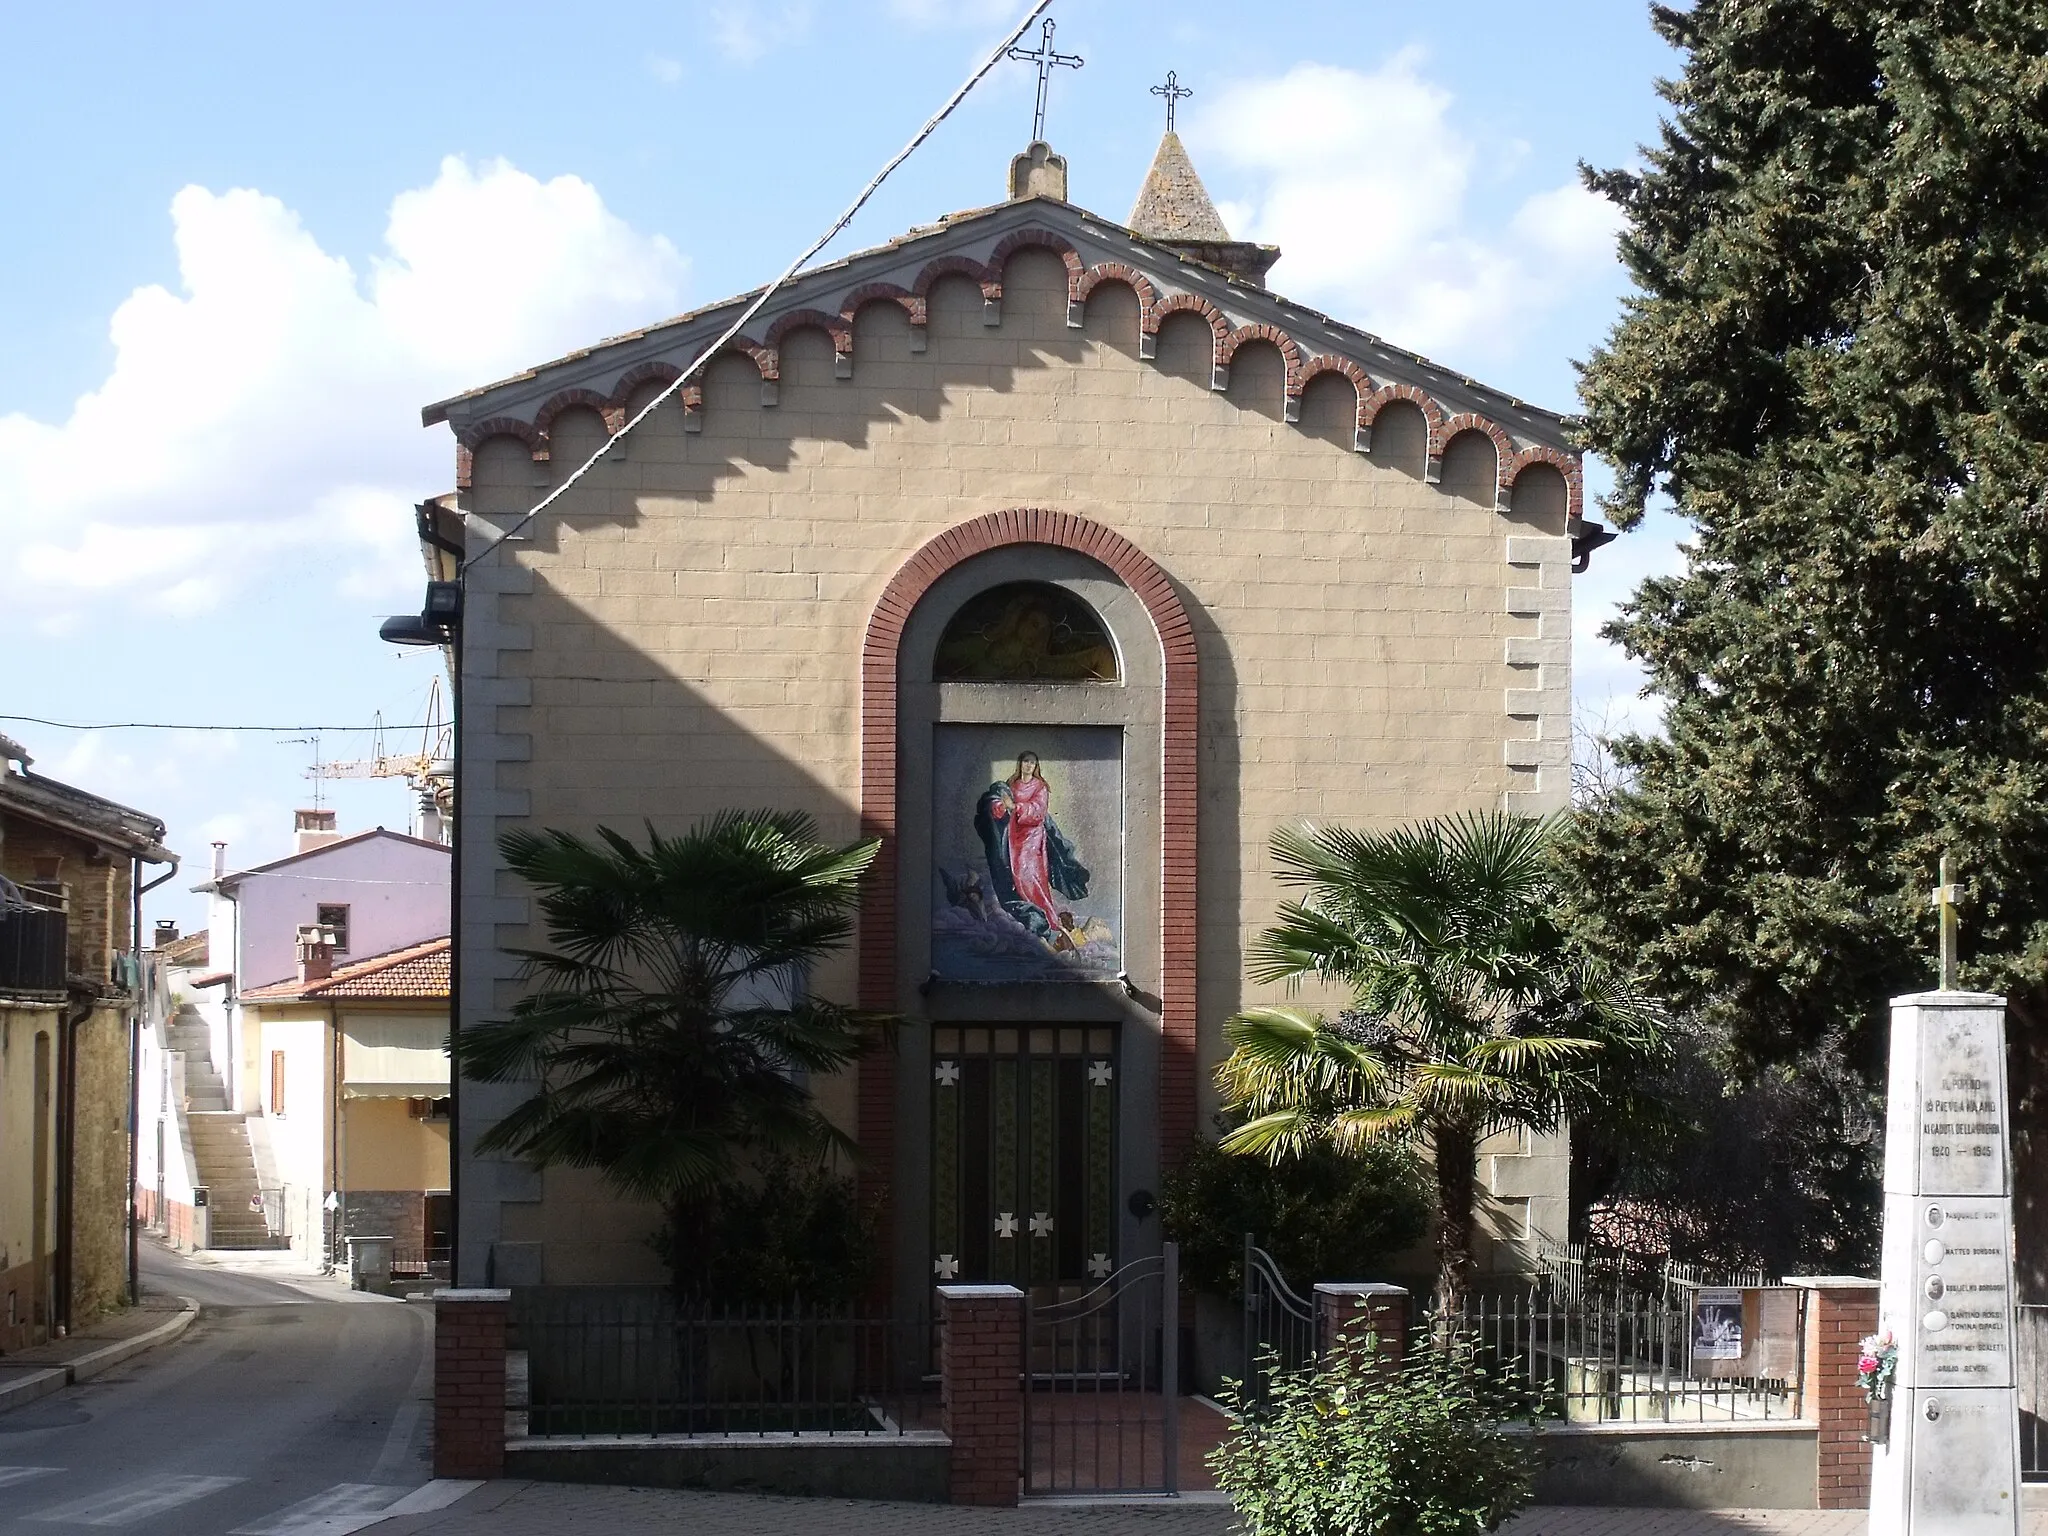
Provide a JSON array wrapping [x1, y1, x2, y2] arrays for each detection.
[[0, 1242, 434, 1535]]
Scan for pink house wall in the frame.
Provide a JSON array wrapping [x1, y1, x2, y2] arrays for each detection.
[[230, 833, 451, 989]]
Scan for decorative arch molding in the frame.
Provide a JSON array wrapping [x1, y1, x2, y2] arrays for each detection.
[[857, 508, 1201, 1218], [454, 229, 1582, 517]]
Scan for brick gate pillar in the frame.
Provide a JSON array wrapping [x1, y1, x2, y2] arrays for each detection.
[[1316, 1282, 1410, 1367], [939, 1283, 1023, 1506], [1786, 1275, 1880, 1510], [434, 1287, 511, 1479]]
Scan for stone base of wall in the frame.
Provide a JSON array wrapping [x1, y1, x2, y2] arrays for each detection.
[[345, 1189, 427, 1250], [506, 1437, 953, 1502], [1529, 1424, 1819, 1509], [0, 1253, 51, 1354]]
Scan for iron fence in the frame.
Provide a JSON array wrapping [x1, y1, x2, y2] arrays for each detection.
[[1423, 1288, 1806, 1424], [510, 1288, 935, 1440]]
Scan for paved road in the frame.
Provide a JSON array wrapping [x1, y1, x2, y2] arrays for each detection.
[[0, 1243, 435, 1535]]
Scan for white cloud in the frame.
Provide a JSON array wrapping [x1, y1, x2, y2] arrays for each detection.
[[647, 53, 684, 86], [1188, 53, 1623, 366], [884, 0, 1019, 25], [710, 2, 813, 62], [0, 157, 687, 633]]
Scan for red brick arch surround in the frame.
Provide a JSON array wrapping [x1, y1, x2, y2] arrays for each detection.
[[857, 508, 1200, 1230]]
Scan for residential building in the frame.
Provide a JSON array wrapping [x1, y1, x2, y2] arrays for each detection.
[[415, 132, 1606, 1308], [238, 935, 452, 1271], [150, 816, 450, 1258], [0, 743, 174, 1350]]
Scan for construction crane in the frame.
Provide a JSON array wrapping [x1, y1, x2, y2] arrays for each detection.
[[308, 680, 454, 841]]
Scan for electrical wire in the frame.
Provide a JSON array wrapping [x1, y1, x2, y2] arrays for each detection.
[[462, 0, 1053, 573], [1, 716, 408, 734]]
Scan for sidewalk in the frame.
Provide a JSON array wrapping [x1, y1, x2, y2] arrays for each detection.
[[362, 1481, 2048, 1536], [0, 1291, 197, 1414]]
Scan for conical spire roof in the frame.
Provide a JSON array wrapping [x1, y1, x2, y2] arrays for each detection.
[[1128, 131, 1232, 243]]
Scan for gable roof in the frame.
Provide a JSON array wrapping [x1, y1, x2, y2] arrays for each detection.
[[160, 930, 209, 967], [422, 195, 1584, 521], [0, 766, 171, 862], [195, 827, 450, 894], [239, 936, 450, 1003]]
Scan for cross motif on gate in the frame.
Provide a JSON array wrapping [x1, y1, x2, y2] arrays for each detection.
[[1087, 1252, 1112, 1278], [995, 1212, 1019, 1239], [933, 1253, 959, 1280], [933, 1059, 960, 1087], [1150, 70, 1193, 132], [1006, 17, 1083, 143], [1029, 1212, 1054, 1238], [1087, 1059, 1113, 1087]]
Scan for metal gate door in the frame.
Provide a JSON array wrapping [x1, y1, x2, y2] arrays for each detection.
[[1023, 1243, 1180, 1495], [1242, 1235, 1317, 1409]]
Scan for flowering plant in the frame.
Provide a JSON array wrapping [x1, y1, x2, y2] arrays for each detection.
[[1858, 1330, 1898, 1400]]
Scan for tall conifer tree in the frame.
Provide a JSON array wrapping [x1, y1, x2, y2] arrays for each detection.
[[1566, 2, 2048, 1282]]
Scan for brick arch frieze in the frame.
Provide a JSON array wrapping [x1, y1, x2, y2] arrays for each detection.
[[1073, 262, 1162, 328], [447, 228, 1580, 512], [1438, 414, 1518, 509], [765, 308, 854, 357], [857, 509, 1202, 1226], [531, 388, 625, 462]]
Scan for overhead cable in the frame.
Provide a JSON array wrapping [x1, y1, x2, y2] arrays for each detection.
[[462, 0, 1054, 572]]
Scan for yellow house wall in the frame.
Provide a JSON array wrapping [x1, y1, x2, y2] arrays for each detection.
[[0, 1005, 58, 1349], [343, 1097, 449, 1191], [465, 247, 1573, 1283]]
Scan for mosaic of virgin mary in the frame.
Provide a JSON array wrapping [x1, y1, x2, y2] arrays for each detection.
[[932, 730, 1122, 982]]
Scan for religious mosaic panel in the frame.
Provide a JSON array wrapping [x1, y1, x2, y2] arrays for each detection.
[[930, 1025, 1118, 1290], [933, 581, 1119, 683], [931, 724, 1123, 983]]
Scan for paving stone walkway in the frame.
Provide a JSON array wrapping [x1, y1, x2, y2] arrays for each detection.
[[363, 1481, 2048, 1536]]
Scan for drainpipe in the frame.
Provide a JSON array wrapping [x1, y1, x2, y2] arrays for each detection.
[[55, 991, 91, 1336], [331, 1000, 344, 1273], [131, 853, 180, 1304]]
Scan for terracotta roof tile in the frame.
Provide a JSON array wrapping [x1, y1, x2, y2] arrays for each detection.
[[239, 937, 449, 1002]]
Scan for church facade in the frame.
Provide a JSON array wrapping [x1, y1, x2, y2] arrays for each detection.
[[421, 135, 1596, 1306]]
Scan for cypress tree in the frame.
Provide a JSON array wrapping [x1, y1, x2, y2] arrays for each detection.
[[1565, 1, 2048, 1282]]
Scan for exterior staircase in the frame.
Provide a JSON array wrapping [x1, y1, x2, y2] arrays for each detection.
[[169, 1006, 287, 1250]]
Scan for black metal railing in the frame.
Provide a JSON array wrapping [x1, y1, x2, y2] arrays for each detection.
[[511, 1288, 935, 1439], [0, 908, 66, 993], [1421, 1288, 1806, 1424]]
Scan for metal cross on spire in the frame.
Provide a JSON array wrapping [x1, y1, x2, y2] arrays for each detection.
[[1151, 70, 1193, 132], [1006, 17, 1083, 143], [1931, 852, 1963, 992]]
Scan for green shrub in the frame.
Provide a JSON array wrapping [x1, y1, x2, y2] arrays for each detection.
[[652, 1158, 876, 1306], [1160, 1126, 1432, 1296], [1212, 1332, 1535, 1536]]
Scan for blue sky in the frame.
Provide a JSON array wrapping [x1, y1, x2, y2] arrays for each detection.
[[0, 0, 1688, 933]]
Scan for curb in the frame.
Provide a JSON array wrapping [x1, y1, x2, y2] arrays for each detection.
[[0, 1296, 199, 1413]]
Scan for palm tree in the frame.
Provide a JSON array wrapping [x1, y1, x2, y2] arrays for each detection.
[[457, 811, 885, 1298], [1216, 812, 1663, 1312]]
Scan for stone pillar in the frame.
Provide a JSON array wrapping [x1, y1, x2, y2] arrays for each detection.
[[1869, 989, 2022, 1535], [939, 1283, 1023, 1507], [1315, 1282, 1409, 1367], [1786, 1276, 1880, 1511], [433, 1287, 510, 1480]]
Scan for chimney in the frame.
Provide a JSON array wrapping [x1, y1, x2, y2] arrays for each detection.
[[294, 809, 341, 854], [211, 841, 227, 879], [153, 919, 179, 949], [296, 924, 334, 985]]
